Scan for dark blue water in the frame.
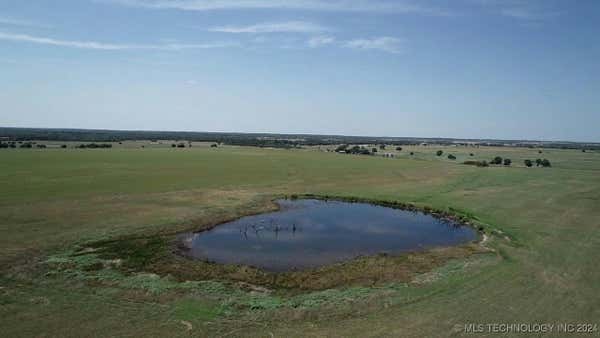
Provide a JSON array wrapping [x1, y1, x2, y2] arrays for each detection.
[[181, 199, 476, 272]]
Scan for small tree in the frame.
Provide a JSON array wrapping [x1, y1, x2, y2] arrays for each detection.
[[410, 152, 414, 155], [469, 153, 474, 156], [447, 154, 456, 160], [396, 147, 402, 151], [535, 158, 543, 166], [503, 158, 511, 166], [379, 144, 386, 150], [436, 150, 443, 156], [372, 148, 378, 153], [211, 143, 218, 148], [538, 150, 543, 154], [541, 159, 551, 167], [524, 159, 533, 167], [491, 156, 503, 165]]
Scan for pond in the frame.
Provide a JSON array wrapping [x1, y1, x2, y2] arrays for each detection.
[[180, 199, 477, 272]]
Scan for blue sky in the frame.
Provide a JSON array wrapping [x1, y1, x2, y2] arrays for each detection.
[[0, 0, 598, 141]]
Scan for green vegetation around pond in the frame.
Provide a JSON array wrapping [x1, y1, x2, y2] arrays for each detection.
[[1, 145, 599, 336]]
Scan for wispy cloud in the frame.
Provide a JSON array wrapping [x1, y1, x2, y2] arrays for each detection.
[[210, 21, 328, 34], [307, 35, 335, 48], [0, 32, 236, 50], [103, 0, 451, 15], [0, 17, 51, 28], [500, 7, 559, 21], [345, 37, 403, 54], [470, 0, 560, 21]]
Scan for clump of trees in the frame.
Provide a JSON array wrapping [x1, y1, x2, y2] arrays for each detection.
[[536, 158, 551, 167], [524, 158, 551, 167], [447, 154, 456, 160], [77, 143, 113, 149], [491, 156, 503, 165], [0, 141, 18, 149], [335, 144, 373, 155], [436, 150, 443, 156], [335, 144, 349, 152]]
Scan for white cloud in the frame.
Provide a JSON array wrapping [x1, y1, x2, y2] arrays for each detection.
[[307, 35, 335, 48], [103, 0, 451, 15], [210, 21, 328, 34], [0, 32, 236, 50], [345, 37, 403, 54]]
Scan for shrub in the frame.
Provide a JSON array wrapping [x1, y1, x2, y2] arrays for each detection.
[[503, 158, 511, 166], [410, 152, 414, 155], [372, 148, 378, 153], [464, 160, 488, 167], [469, 153, 474, 156], [379, 144, 386, 150], [396, 147, 402, 151], [541, 159, 551, 167], [171, 144, 176, 148], [491, 156, 503, 165], [524, 159, 533, 167], [61, 144, 67, 149], [538, 150, 543, 154], [211, 143, 218, 148], [436, 150, 443, 156], [447, 154, 456, 160], [177, 143, 186, 148], [535, 158, 543, 166]]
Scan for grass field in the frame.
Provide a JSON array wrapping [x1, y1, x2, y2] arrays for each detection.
[[1, 145, 599, 337]]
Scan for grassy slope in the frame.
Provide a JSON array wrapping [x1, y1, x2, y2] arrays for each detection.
[[1, 146, 599, 337]]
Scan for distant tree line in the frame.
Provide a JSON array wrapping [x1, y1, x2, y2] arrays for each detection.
[[77, 143, 113, 149], [2, 127, 597, 150]]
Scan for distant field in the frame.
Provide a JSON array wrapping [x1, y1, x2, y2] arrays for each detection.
[[1, 145, 599, 336]]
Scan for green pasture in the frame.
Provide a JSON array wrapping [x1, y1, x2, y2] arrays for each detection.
[[1, 145, 599, 336]]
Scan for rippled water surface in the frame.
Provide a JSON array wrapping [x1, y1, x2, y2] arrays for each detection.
[[181, 199, 476, 271]]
